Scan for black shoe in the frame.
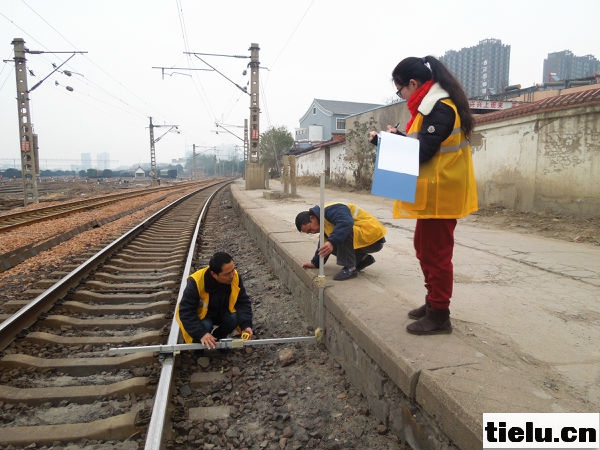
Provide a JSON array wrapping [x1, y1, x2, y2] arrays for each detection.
[[408, 295, 429, 320], [356, 255, 375, 271], [408, 295, 430, 320], [407, 303, 427, 320], [333, 267, 357, 281], [406, 307, 452, 335]]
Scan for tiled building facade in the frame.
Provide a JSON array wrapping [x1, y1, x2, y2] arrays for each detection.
[[543, 50, 600, 82], [440, 38, 511, 99]]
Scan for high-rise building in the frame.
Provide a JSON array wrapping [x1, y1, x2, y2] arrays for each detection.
[[81, 153, 92, 170], [97, 152, 110, 170], [440, 38, 511, 99], [543, 50, 600, 82]]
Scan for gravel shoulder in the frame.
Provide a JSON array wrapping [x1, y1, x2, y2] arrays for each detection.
[[169, 188, 405, 449]]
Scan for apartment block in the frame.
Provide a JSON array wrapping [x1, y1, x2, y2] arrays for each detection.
[[543, 50, 600, 82], [440, 38, 511, 99]]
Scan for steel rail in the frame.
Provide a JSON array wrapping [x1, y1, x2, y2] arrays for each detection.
[[0, 183, 194, 232], [0, 179, 232, 448], [0, 185, 209, 350], [142, 184, 225, 450]]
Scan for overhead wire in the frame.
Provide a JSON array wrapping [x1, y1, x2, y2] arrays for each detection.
[[0, 8, 56, 70], [259, 0, 315, 132], [220, 89, 246, 127], [0, 3, 180, 170], [58, 73, 150, 121], [0, 50, 14, 91], [268, 0, 315, 71], [175, 0, 254, 143], [260, 81, 271, 129], [14, 0, 167, 123], [175, 0, 219, 130], [5, 0, 311, 150]]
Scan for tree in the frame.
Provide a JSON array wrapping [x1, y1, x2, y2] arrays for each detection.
[[260, 126, 294, 177], [345, 117, 378, 190], [2, 168, 21, 179]]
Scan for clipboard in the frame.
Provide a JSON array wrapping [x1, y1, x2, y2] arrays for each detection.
[[371, 131, 419, 202]]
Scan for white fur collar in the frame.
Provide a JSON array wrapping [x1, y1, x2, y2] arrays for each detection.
[[418, 83, 450, 116]]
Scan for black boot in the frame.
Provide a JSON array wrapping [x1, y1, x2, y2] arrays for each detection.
[[406, 306, 452, 335], [407, 295, 429, 320]]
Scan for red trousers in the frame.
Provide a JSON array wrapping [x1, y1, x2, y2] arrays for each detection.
[[414, 218, 457, 310]]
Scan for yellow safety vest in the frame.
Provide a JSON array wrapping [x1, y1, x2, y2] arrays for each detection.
[[175, 266, 241, 343], [392, 98, 478, 219], [323, 202, 387, 248]]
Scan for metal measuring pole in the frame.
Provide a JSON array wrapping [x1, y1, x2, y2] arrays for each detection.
[[317, 172, 326, 333], [108, 335, 317, 355]]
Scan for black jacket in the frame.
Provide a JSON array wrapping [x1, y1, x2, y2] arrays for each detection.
[[178, 270, 253, 342], [370, 101, 454, 163]]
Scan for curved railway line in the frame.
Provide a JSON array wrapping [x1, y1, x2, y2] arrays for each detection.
[[0, 180, 227, 448]]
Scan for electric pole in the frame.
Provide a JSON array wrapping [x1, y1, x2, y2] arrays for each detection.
[[148, 117, 179, 186], [192, 144, 197, 180], [244, 117, 248, 169], [11, 38, 86, 206], [182, 44, 262, 187], [245, 43, 265, 189], [12, 38, 39, 205]]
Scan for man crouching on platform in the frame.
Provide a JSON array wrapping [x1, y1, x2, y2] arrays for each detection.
[[295, 203, 387, 281], [176, 251, 253, 349]]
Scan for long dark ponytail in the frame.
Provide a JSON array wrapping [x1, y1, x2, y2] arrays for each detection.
[[392, 55, 474, 137]]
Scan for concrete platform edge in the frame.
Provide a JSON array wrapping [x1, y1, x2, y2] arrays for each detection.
[[231, 184, 462, 449], [231, 183, 597, 450]]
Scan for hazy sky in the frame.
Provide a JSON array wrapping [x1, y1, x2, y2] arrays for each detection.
[[1, 0, 598, 171]]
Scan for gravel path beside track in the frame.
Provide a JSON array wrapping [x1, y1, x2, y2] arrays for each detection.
[[168, 187, 405, 449]]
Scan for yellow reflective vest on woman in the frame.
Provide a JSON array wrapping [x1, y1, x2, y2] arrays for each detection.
[[392, 98, 478, 219]]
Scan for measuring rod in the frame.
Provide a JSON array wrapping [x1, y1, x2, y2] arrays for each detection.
[[108, 332, 321, 355]]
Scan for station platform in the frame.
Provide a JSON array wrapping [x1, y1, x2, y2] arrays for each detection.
[[229, 179, 599, 450]]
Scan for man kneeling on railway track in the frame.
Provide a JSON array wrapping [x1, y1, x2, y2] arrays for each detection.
[[295, 203, 387, 281], [176, 252, 253, 349]]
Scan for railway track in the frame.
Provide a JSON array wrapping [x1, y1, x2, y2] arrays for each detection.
[[0, 178, 150, 212], [0, 180, 406, 450], [0, 181, 228, 448], [0, 181, 217, 273], [0, 182, 199, 232]]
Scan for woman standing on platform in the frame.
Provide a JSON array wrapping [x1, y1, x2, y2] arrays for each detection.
[[371, 56, 478, 335]]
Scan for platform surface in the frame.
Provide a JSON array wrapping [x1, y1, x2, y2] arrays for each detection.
[[230, 179, 599, 449]]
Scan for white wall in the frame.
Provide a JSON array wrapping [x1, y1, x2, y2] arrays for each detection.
[[296, 147, 325, 178], [471, 118, 539, 211], [472, 104, 600, 217]]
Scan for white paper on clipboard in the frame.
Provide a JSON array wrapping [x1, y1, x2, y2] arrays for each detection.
[[370, 132, 420, 202]]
